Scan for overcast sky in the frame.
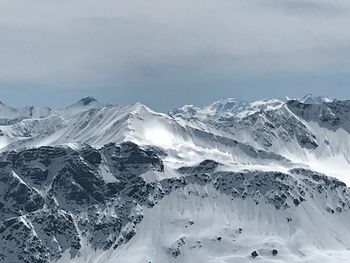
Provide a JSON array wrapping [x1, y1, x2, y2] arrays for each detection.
[[1, 0, 350, 111]]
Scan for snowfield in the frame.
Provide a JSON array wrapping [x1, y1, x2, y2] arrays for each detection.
[[62, 184, 350, 263]]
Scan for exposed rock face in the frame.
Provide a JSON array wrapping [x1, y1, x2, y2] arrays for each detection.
[[251, 251, 259, 258], [0, 142, 165, 262], [171, 98, 350, 152], [1, 141, 350, 263], [178, 160, 220, 174], [287, 100, 350, 133], [272, 249, 278, 256]]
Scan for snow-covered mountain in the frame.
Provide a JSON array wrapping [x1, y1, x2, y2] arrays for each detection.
[[297, 94, 335, 105], [170, 95, 350, 184], [169, 98, 285, 120], [1, 95, 350, 263]]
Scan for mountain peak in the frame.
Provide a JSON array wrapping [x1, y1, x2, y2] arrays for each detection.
[[78, 96, 98, 106], [0, 101, 17, 118], [298, 94, 334, 104], [210, 98, 247, 112], [127, 102, 154, 114], [0, 100, 13, 108], [66, 97, 102, 110]]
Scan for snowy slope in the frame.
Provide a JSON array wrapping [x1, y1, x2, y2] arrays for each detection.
[[1, 95, 350, 185], [1, 144, 350, 263], [0, 95, 349, 185], [0, 98, 295, 177], [0, 95, 350, 263], [70, 185, 350, 263], [58, 166, 350, 263], [171, 96, 350, 185]]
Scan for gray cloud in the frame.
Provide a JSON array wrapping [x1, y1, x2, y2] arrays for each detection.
[[0, 0, 350, 110], [265, 0, 349, 16]]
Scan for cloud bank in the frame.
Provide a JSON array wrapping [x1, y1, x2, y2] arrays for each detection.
[[1, 0, 350, 109]]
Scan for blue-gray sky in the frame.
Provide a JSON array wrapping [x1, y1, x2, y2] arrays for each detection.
[[1, 0, 350, 111]]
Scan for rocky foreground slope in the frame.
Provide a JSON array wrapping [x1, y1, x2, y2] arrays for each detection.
[[0, 142, 350, 262]]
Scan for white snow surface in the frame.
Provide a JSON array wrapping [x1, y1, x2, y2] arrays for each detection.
[[62, 185, 350, 263]]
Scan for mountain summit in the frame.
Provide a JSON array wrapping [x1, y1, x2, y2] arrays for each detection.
[[67, 96, 102, 108], [78, 96, 99, 106], [298, 94, 335, 104]]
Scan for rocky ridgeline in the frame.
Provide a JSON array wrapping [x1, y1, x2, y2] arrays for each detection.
[[0, 143, 349, 262], [287, 100, 350, 133], [171, 98, 350, 151]]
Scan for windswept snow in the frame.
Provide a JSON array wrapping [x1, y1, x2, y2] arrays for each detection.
[[62, 184, 350, 263]]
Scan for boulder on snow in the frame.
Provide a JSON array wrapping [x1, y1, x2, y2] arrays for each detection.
[[251, 251, 259, 258]]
